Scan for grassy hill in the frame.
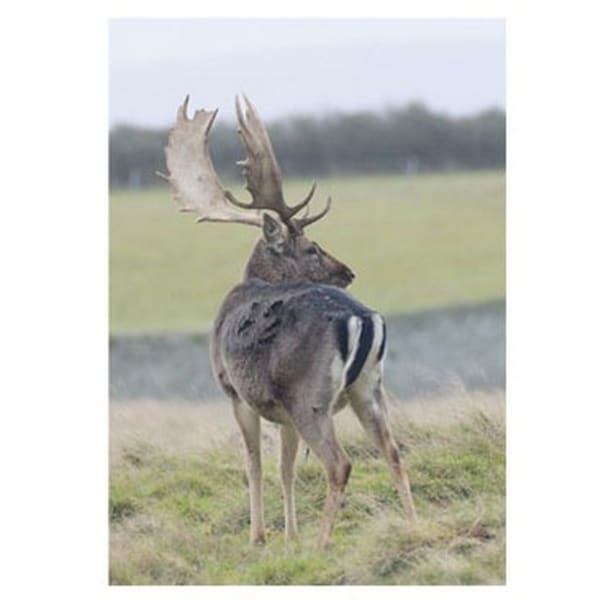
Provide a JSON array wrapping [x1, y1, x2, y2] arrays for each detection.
[[109, 171, 505, 332], [109, 392, 505, 584]]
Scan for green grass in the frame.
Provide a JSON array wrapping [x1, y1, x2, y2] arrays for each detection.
[[110, 171, 505, 332], [109, 397, 505, 585]]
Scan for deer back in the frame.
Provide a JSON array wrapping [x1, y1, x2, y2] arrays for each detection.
[[210, 279, 387, 424]]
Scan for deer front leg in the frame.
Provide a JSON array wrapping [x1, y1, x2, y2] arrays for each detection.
[[350, 384, 417, 521], [279, 424, 299, 541], [232, 399, 265, 544]]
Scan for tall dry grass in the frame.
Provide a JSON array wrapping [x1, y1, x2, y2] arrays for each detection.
[[110, 391, 505, 585]]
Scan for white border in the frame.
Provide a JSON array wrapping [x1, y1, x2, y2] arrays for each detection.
[[3, 1, 599, 598]]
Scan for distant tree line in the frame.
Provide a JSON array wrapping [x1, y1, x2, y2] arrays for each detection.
[[109, 103, 505, 188]]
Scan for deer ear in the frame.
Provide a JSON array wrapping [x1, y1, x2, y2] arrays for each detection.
[[262, 213, 286, 252]]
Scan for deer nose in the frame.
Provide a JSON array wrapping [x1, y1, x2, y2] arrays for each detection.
[[343, 266, 355, 282]]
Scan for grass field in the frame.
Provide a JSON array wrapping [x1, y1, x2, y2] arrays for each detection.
[[109, 392, 505, 585], [110, 171, 505, 332]]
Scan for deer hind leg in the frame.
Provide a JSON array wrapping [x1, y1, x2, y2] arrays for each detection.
[[232, 398, 265, 544], [349, 381, 417, 521], [279, 424, 299, 541], [292, 413, 351, 549]]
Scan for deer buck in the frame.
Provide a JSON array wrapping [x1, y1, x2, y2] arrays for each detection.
[[159, 95, 417, 549]]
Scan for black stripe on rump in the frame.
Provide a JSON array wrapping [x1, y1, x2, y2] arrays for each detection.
[[335, 318, 349, 362], [345, 316, 374, 388], [376, 318, 387, 362]]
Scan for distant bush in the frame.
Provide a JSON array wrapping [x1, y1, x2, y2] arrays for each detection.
[[109, 104, 505, 188]]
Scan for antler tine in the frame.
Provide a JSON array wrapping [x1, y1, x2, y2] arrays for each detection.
[[160, 96, 263, 228], [288, 181, 317, 218], [293, 196, 333, 230], [177, 94, 191, 123], [232, 94, 320, 225]]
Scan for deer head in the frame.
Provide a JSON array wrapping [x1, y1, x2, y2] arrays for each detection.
[[158, 95, 355, 288]]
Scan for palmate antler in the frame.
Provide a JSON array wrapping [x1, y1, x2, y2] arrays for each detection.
[[158, 96, 262, 227], [158, 95, 331, 231]]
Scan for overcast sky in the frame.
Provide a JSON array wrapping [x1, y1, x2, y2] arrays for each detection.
[[110, 19, 504, 127]]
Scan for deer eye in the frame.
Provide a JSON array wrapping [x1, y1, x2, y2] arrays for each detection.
[[305, 246, 319, 256]]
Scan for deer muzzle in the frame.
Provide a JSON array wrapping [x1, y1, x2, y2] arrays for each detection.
[[337, 265, 355, 288]]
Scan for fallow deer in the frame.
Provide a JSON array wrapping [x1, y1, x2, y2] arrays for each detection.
[[159, 95, 416, 549]]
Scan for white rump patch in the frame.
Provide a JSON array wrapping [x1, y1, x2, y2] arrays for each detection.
[[342, 315, 363, 380], [371, 313, 386, 368], [350, 313, 386, 393], [331, 313, 386, 400], [330, 316, 362, 399]]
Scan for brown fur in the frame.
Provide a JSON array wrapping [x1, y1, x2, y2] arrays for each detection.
[[210, 216, 416, 547], [162, 95, 416, 548]]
